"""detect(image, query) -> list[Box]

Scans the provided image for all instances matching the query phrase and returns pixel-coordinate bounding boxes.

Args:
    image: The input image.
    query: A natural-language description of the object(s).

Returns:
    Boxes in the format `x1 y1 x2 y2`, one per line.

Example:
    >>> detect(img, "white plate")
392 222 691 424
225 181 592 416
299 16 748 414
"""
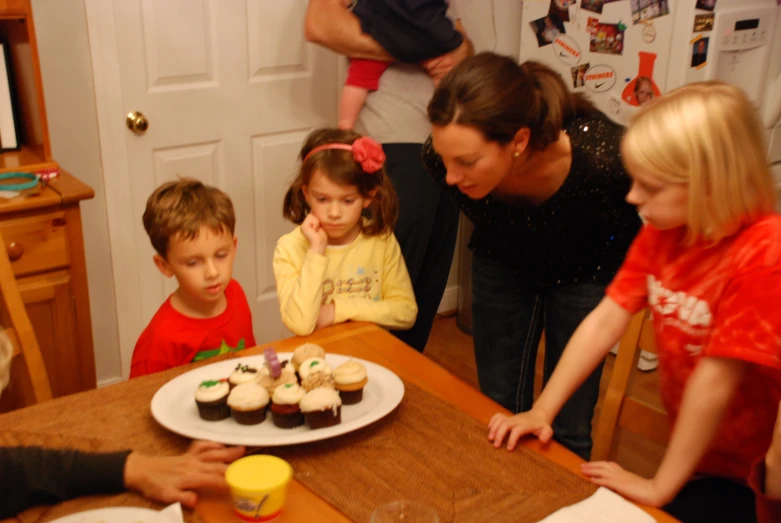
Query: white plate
48 507 171 523
150 353 404 446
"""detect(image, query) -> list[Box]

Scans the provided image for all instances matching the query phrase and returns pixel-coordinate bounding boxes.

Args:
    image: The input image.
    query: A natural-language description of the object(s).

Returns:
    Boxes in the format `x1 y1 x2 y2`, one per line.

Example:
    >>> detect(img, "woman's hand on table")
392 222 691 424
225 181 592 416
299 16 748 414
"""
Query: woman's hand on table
124 440 245 509
581 461 671 507
487 409 553 451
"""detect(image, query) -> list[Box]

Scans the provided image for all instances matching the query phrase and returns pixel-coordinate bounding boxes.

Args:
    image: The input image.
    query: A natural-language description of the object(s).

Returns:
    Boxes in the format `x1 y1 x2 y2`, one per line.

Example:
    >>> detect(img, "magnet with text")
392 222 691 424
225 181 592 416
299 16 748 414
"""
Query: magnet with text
584 64 617 92
553 35 582 65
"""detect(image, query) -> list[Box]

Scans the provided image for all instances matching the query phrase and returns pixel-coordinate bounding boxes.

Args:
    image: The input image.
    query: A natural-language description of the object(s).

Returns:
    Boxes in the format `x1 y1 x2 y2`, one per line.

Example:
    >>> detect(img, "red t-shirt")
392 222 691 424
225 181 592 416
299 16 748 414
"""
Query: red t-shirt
607 216 781 481
129 279 256 378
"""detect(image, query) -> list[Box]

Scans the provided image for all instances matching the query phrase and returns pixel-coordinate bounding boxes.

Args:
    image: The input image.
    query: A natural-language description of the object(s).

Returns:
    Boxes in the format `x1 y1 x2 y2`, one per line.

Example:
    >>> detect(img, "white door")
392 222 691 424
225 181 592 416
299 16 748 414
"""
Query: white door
86 0 339 377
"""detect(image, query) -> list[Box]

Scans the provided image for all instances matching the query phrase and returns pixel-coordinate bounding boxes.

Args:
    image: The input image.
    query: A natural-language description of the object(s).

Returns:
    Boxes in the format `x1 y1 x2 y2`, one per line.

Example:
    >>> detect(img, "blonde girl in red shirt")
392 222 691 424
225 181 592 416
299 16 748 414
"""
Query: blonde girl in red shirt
487 81 781 522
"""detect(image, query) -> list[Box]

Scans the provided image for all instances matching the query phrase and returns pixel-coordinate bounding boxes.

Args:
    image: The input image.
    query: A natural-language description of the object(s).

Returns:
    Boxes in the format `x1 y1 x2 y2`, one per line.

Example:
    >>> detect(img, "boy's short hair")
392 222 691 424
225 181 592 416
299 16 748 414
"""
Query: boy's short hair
143 178 236 258
622 81 776 244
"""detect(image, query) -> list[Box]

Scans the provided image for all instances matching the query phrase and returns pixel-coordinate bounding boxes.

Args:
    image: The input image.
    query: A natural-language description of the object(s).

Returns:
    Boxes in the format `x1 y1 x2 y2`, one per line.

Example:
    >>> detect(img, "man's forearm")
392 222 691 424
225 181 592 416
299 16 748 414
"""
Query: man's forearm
305 0 392 60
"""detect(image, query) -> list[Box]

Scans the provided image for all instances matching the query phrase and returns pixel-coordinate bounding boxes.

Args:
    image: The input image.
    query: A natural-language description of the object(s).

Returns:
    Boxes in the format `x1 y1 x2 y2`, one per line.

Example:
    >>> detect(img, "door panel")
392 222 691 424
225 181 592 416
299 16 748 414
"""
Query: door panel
110 0 338 370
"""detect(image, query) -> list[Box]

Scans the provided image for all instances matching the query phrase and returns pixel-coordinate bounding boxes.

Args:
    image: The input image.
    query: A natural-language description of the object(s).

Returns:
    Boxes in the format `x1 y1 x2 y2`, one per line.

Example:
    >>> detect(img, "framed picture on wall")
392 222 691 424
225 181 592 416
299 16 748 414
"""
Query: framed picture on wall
0 41 20 151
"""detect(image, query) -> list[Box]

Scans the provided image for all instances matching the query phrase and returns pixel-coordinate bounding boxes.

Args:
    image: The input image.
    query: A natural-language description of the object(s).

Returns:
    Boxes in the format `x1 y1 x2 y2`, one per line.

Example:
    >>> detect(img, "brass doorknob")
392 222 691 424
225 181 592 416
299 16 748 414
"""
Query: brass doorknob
7 242 24 261
126 111 149 134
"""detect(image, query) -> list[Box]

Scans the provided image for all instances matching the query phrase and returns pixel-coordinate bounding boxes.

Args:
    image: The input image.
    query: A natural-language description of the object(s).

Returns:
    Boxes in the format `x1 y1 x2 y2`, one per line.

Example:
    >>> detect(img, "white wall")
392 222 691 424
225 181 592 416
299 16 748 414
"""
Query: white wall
32 0 122 386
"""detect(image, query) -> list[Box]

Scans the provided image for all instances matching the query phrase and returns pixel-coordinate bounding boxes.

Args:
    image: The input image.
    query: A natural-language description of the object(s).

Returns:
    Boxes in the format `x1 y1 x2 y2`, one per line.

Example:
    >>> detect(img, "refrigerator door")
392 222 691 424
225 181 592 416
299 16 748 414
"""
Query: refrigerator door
520 0 677 125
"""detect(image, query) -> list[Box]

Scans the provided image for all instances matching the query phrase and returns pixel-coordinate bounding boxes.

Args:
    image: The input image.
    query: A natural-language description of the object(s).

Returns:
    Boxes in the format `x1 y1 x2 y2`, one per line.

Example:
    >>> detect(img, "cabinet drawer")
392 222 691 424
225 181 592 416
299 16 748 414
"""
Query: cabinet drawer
0 212 70 277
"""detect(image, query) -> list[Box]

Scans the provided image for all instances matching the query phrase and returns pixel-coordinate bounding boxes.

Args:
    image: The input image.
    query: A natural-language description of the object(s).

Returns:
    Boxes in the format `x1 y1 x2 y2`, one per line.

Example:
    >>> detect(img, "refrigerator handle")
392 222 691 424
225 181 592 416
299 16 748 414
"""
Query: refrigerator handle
765 72 781 129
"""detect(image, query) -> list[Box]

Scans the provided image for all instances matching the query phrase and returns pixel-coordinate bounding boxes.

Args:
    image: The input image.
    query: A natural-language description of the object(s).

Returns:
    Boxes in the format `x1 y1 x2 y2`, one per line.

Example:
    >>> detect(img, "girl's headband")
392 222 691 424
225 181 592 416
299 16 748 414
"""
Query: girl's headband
303 136 386 173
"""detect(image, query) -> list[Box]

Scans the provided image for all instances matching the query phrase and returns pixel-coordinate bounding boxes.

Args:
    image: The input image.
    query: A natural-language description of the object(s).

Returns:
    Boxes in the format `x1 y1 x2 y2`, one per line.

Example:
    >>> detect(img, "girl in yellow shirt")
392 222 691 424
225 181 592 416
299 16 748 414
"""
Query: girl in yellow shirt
273 128 418 336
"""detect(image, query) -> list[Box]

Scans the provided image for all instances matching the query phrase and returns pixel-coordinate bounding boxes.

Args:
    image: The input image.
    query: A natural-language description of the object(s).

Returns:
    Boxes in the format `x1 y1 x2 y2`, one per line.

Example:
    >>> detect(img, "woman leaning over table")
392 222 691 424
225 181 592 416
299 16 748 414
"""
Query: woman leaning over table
0 333 244 518
423 52 641 460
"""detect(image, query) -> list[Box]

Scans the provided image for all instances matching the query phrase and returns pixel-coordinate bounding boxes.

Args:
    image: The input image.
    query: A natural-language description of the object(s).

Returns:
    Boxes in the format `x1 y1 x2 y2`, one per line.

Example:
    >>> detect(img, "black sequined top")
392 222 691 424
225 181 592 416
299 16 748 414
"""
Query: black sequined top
423 114 642 285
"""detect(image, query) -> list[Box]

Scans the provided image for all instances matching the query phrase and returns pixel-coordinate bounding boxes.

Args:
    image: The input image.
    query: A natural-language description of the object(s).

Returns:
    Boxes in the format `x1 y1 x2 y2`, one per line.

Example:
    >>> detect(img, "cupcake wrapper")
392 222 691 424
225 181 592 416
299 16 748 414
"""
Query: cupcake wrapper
338 388 364 405
304 406 342 429
196 398 230 421
232 406 268 425
271 410 305 429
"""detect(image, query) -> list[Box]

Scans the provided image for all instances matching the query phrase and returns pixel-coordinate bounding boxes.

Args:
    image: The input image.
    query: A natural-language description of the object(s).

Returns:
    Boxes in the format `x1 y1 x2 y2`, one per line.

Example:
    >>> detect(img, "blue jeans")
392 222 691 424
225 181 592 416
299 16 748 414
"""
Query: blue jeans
472 254 607 460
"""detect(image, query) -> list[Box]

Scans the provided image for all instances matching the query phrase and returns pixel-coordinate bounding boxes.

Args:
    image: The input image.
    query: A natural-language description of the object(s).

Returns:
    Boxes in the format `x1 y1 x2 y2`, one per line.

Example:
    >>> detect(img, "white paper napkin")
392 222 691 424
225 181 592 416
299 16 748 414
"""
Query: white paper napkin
537 487 657 523
158 502 185 523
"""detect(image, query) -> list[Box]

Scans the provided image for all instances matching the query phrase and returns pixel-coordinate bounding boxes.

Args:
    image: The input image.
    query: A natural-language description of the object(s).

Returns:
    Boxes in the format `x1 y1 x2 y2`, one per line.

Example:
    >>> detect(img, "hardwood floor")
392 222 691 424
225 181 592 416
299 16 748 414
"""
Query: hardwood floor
424 315 666 477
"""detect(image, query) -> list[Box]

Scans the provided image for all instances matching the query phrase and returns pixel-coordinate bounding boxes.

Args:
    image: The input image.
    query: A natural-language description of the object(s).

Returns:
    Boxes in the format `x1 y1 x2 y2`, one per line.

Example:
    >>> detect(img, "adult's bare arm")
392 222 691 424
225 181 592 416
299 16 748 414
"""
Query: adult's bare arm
304 0 393 61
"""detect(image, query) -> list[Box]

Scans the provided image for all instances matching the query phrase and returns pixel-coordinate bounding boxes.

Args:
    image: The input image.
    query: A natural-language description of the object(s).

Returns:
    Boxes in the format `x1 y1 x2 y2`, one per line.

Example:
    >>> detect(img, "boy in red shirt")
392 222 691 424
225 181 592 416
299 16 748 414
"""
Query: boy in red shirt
130 179 256 378
487 82 781 522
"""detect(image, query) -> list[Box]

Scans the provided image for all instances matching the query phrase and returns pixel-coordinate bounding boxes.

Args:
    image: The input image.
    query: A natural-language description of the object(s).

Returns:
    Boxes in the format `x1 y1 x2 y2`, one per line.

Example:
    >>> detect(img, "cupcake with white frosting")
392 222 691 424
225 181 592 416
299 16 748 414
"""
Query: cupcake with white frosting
195 379 230 421
227 382 269 425
298 358 332 380
270 382 306 429
258 362 298 395
300 387 342 429
291 343 326 370
333 360 368 405
228 363 260 389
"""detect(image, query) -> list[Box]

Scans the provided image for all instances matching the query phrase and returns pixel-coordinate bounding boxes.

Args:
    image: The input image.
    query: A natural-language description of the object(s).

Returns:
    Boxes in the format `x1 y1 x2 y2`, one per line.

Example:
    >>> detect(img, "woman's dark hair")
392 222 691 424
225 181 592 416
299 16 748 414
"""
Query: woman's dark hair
427 52 597 150
283 128 398 236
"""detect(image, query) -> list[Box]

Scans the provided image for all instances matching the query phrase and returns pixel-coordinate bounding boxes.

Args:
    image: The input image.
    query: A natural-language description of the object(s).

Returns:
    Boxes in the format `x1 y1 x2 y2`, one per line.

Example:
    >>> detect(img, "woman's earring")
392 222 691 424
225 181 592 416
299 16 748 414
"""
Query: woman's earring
513 152 520 158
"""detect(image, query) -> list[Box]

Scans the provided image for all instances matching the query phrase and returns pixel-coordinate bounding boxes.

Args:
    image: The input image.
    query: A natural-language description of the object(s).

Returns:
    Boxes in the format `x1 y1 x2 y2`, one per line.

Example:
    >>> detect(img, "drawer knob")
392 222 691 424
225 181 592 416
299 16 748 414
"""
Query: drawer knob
6 242 24 261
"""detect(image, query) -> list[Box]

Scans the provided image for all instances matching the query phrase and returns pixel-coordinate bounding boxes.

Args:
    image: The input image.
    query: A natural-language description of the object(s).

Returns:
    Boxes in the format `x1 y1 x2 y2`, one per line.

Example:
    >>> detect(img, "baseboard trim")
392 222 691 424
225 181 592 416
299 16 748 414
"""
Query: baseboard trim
97 376 123 388
437 284 459 314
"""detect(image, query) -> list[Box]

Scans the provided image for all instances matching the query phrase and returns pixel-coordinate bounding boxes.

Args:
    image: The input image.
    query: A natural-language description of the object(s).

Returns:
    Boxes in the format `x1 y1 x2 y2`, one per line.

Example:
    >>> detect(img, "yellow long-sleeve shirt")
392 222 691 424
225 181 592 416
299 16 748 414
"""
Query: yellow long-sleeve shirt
273 226 418 336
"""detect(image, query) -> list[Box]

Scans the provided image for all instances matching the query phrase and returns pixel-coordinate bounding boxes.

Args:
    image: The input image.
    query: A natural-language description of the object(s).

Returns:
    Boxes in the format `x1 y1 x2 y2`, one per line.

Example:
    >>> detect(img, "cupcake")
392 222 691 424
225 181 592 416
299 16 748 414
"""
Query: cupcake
291 343 326 370
300 387 342 429
270 383 306 429
195 379 230 421
228 363 260 389
298 357 332 381
333 360 368 405
258 363 298 396
301 371 335 392
227 382 270 425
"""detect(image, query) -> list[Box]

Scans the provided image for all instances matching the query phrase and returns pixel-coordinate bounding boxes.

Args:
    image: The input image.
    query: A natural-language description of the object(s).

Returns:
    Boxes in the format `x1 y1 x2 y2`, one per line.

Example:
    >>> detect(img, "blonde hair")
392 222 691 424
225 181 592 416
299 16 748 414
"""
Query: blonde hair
0 330 12 395
622 81 775 244
143 178 236 258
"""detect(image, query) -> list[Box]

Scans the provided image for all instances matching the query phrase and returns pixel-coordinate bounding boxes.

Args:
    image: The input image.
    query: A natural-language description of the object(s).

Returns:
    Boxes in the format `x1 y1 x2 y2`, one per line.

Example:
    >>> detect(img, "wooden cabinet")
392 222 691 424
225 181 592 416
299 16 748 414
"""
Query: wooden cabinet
0 0 95 411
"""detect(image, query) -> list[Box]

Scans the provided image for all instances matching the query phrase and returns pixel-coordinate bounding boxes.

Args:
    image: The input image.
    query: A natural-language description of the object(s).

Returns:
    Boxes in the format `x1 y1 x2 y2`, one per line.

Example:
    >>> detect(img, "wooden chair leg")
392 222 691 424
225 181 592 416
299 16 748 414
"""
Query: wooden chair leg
592 311 646 462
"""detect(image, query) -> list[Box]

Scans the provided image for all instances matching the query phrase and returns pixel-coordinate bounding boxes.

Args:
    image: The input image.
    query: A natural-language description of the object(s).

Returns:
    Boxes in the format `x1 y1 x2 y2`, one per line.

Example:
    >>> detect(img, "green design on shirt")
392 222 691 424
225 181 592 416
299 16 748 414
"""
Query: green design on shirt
192 338 247 362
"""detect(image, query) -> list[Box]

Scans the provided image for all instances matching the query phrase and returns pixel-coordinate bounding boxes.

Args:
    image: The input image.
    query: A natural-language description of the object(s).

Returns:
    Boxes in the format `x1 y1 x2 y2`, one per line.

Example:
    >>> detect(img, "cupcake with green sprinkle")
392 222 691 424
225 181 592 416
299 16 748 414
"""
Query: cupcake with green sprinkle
194 379 230 421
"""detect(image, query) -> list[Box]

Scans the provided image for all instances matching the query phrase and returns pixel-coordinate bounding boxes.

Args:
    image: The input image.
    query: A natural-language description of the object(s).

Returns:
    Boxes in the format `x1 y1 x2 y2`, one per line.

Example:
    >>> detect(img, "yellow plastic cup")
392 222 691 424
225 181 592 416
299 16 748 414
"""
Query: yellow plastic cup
225 455 293 522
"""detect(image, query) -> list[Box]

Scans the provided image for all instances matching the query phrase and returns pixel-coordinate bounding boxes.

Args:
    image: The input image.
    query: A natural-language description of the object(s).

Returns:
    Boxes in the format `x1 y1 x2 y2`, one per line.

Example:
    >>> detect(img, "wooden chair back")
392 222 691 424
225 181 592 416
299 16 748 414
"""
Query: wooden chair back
592 309 669 461
0 229 51 405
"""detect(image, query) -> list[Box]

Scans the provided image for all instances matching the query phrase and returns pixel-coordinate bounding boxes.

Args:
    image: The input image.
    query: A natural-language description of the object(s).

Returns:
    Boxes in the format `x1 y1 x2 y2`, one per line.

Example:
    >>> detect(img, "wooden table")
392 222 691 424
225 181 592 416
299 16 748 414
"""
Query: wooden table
195 322 677 522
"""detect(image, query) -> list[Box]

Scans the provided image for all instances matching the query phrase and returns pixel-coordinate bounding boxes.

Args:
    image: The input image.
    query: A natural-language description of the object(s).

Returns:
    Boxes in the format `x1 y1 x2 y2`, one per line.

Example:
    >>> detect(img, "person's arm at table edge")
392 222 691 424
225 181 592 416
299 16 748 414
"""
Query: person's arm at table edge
0 447 131 518
304 0 393 61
